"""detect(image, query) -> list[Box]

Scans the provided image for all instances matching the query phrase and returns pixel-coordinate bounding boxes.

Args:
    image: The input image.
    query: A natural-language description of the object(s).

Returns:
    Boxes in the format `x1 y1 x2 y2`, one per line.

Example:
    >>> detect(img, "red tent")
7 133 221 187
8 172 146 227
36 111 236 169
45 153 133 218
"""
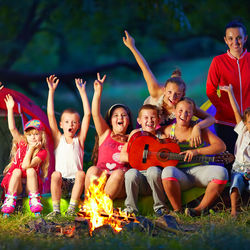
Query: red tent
0 88 54 193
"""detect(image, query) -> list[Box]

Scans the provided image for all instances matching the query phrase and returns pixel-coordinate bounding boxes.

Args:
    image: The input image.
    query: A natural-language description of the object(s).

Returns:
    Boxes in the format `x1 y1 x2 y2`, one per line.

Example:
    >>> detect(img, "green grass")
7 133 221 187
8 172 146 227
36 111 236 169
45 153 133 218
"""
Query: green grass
0 209 249 249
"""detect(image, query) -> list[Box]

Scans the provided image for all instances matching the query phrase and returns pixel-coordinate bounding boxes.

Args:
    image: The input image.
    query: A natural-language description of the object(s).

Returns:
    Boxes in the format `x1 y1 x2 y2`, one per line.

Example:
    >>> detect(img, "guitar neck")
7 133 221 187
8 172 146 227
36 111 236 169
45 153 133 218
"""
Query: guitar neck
168 152 215 163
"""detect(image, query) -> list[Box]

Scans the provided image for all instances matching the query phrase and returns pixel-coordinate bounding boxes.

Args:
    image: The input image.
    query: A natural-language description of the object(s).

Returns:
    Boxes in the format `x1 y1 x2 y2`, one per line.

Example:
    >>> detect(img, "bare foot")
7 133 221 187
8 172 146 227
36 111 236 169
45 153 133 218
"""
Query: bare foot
231 210 238 218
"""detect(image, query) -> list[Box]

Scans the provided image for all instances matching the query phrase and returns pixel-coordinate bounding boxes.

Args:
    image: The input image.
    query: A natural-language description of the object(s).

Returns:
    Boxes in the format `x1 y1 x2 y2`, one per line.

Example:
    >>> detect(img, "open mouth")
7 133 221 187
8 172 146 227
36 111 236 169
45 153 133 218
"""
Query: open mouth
179 117 186 122
168 98 177 106
68 128 73 132
146 123 154 128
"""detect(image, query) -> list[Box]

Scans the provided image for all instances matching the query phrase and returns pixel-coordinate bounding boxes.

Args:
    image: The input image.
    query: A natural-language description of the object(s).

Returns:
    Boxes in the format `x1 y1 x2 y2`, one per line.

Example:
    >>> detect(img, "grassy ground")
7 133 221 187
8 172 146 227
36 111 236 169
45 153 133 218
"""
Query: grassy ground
0 206 249 249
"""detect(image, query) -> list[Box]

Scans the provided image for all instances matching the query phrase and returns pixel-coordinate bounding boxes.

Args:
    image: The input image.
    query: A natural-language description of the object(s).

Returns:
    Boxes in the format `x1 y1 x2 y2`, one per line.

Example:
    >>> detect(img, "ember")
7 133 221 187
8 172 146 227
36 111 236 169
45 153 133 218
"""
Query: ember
78 172 138 236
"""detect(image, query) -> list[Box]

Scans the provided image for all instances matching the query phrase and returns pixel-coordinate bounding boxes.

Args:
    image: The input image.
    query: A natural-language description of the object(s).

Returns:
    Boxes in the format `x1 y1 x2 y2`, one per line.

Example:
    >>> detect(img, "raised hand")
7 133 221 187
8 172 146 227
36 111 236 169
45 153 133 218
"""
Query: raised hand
75 78 87 93
123 30 135 49
93 73 106 92
46 75 59 91
0 82 4 90
219 84 233 94
4 94 15 110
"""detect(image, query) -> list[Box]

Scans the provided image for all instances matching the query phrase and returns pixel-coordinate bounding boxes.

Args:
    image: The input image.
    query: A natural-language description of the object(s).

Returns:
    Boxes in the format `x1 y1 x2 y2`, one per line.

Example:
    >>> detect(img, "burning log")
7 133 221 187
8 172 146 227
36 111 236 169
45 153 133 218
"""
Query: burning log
77 172 139 236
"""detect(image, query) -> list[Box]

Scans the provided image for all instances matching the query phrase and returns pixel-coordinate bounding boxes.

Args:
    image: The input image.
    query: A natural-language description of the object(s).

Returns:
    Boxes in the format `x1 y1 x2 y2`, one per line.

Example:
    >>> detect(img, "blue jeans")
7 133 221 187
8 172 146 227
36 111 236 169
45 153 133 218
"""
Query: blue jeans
230 171 250 195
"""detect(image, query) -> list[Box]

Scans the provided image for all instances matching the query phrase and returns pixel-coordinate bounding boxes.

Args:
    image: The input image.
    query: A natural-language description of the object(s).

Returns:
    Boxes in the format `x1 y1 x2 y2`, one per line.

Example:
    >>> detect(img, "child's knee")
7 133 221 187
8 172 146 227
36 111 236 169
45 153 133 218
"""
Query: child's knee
75 170 85 181
51 171 62 181
111 169 125 181
86 166 101 177
147 167 161 181
12 168 22 177
26 168 37 177
125 169 139 183
208 165 228 184
161 166 178 180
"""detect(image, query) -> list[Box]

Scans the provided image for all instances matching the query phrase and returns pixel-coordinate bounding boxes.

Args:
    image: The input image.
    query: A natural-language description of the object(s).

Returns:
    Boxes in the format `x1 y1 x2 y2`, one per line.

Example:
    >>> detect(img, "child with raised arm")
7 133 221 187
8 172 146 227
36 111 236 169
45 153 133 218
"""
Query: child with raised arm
85 73 133 200
46 75 91 218
220 85 250 217
123 30 215 148
161 98 228 216
1 94 49 217
120 104 169 216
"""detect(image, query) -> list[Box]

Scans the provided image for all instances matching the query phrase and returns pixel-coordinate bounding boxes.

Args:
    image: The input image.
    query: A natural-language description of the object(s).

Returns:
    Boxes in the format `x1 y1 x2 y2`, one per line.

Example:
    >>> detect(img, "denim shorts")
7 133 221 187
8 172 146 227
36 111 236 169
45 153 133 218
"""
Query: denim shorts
230 171 250 195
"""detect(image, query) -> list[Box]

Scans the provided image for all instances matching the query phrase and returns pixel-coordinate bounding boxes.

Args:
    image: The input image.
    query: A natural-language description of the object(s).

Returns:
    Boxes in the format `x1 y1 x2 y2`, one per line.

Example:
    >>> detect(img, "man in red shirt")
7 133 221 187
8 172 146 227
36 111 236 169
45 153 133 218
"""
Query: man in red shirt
206 20 250 173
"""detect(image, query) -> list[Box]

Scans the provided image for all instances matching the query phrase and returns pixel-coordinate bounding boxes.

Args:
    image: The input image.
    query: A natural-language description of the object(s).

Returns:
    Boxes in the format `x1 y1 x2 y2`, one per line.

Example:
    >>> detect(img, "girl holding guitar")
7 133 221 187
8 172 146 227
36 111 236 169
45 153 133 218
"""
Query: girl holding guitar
161 98 229 216
123 30 215 148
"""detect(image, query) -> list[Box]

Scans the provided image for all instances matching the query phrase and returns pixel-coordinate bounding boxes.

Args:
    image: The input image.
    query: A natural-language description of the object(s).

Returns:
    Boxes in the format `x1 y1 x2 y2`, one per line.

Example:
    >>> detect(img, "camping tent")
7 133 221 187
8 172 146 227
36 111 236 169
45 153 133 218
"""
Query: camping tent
0 87 54 193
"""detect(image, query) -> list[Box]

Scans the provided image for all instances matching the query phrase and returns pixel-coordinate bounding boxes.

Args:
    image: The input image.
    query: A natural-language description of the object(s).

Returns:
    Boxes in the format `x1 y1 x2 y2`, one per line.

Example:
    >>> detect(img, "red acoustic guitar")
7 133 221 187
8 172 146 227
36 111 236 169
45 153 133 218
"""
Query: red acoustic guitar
127 131 234 171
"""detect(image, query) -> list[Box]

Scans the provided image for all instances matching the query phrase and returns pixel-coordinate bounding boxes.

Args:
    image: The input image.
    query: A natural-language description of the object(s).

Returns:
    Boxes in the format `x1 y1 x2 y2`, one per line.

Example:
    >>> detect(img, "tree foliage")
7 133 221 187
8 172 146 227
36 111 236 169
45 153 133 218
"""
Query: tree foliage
0 0 249 91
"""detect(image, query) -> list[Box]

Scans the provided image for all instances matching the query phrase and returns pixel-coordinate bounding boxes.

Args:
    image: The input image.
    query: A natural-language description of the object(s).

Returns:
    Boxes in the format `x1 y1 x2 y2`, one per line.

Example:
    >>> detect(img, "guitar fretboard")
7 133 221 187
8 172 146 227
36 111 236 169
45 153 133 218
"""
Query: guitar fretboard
161 152 215 163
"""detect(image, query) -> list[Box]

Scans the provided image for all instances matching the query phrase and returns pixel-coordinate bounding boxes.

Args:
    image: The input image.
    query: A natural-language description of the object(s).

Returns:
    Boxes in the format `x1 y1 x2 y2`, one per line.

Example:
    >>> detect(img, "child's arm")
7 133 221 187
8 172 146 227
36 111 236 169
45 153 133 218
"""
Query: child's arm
120 142 129 163
92 73 108 141
46 75 61 147
219 84 242 124
120 129 138 163
75 78 91 148
180 129 226 162
123 30 163 100
21 143 43 169
0 82 4 90
4 94 22 142
189 107 215 148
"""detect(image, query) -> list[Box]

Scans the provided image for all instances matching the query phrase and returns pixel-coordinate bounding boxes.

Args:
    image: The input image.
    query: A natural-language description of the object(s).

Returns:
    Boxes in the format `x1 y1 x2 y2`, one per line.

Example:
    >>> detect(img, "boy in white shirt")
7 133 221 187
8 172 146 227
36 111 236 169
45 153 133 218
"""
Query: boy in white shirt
46 75 91 217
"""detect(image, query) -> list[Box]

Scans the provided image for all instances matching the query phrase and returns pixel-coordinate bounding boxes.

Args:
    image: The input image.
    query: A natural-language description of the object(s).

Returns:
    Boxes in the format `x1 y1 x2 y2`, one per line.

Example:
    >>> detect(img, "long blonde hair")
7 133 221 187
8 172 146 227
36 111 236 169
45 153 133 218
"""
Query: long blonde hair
3 129 49 178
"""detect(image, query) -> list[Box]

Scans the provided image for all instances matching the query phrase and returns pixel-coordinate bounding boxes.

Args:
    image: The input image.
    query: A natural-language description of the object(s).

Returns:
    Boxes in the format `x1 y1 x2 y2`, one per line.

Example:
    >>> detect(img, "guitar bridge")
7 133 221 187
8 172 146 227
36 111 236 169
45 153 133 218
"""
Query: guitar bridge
142 144 149 163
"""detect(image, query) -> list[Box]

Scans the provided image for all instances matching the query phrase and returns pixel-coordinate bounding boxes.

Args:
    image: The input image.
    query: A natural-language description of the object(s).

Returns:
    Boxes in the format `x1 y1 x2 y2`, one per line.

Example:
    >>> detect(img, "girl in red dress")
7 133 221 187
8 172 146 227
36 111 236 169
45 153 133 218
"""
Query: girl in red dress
1 94 49 217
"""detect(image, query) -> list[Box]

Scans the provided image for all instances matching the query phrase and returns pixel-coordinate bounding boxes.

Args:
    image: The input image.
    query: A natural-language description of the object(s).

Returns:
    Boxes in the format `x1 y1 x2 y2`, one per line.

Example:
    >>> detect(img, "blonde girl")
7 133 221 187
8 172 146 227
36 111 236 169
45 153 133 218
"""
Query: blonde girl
123 30 215 148
1 94 49 217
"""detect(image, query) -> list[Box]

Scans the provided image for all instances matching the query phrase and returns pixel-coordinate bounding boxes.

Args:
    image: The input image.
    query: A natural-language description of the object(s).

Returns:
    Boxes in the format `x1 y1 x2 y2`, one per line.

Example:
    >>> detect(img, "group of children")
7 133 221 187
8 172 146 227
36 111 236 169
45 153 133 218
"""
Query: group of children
0 30 249 219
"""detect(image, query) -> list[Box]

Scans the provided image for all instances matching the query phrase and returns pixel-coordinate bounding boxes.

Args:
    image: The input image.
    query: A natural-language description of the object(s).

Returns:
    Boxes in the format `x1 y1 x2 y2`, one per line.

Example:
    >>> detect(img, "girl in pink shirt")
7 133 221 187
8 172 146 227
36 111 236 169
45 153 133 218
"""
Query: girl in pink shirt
85 73 133 199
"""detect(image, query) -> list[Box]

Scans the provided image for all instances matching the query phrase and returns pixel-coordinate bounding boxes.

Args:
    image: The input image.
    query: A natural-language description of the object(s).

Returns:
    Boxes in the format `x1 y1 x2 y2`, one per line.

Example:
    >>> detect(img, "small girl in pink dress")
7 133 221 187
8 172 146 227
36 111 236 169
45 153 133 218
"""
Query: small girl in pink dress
1 94 49 217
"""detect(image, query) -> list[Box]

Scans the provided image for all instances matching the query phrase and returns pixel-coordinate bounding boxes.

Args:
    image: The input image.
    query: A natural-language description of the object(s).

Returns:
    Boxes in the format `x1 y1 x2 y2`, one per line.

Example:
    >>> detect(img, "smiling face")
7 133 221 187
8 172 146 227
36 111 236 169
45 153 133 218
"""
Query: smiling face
111 107 130 134
25 129 42 146
163 82 185 108
175 100 194 127
224 27 247 58
60 112 80 137
137 108 159 134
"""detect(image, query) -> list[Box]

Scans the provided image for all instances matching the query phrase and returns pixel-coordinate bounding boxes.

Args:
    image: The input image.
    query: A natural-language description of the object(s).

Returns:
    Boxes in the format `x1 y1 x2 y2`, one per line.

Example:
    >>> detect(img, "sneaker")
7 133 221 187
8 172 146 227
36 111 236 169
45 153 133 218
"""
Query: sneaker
122 207 137 217
155 207 170 217
46 211 61 219
185 208 200 217
168 210 183 221
28 192 43 213
65 209 76 217
1 192 17 214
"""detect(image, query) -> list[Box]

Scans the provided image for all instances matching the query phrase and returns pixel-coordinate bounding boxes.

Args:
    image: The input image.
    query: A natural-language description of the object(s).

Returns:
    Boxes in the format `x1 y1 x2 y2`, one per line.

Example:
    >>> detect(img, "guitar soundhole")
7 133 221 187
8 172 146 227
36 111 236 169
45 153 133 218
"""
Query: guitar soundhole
157 148 170 162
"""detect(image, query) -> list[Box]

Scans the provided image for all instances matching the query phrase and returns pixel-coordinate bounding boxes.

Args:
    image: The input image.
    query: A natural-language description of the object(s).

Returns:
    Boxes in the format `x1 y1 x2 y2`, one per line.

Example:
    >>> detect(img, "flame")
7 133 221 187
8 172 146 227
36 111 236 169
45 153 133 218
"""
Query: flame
78 172 134 235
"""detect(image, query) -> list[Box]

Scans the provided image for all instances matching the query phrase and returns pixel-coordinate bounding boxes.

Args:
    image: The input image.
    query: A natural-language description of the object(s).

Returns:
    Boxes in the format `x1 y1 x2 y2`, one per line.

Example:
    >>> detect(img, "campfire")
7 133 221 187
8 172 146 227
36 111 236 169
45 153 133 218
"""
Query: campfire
77 172 138 236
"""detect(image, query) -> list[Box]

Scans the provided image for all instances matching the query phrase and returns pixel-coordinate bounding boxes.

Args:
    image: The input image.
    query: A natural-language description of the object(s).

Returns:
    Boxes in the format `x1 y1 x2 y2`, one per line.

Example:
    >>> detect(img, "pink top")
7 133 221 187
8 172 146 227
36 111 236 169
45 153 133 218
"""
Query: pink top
96 131 130 173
